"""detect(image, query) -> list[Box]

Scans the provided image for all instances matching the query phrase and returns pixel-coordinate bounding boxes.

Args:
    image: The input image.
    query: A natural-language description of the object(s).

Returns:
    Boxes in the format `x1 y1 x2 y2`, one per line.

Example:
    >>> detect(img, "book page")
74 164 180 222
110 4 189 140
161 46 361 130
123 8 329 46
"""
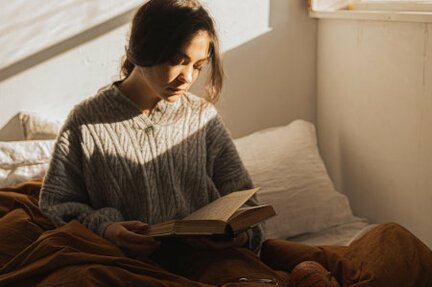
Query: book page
229 205 266 220
184 188 259 222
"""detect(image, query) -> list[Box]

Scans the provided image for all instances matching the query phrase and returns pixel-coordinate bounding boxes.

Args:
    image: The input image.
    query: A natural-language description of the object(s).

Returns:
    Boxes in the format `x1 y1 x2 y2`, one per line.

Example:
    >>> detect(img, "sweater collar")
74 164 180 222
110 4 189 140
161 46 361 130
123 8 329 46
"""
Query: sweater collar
109 82 183 126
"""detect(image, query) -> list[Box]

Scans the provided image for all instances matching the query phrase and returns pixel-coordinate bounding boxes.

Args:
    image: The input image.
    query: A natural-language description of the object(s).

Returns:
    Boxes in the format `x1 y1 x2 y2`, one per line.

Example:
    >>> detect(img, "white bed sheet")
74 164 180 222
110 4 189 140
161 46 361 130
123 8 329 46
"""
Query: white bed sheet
286 217 378 246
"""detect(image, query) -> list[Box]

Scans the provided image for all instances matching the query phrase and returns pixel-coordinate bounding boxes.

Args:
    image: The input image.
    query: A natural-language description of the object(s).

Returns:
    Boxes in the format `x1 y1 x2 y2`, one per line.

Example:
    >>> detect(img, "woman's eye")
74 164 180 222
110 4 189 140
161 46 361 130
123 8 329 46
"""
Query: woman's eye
169 56 184 65
194 62 207 71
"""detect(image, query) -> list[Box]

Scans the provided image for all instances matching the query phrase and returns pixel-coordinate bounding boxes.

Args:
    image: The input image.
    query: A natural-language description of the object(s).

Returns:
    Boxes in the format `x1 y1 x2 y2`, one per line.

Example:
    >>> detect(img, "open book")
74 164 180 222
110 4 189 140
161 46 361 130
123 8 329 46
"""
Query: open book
148 188 276 237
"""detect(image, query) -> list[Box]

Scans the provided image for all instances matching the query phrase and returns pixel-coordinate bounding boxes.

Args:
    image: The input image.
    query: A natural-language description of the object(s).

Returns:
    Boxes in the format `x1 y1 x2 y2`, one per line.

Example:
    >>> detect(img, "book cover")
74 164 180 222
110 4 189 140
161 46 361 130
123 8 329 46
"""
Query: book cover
148 188 276 237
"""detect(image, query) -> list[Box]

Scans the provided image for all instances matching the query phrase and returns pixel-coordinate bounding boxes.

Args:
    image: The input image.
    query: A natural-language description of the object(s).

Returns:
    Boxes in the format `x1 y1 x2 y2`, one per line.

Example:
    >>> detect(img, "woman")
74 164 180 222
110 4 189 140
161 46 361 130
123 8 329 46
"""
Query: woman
38 0 293 285
36 2 432 286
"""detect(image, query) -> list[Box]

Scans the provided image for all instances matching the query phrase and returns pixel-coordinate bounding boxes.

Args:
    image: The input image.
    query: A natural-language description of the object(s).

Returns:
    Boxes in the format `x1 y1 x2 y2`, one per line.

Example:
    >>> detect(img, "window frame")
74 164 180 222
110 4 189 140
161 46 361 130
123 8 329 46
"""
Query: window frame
309 0 432 22
353 0 432 12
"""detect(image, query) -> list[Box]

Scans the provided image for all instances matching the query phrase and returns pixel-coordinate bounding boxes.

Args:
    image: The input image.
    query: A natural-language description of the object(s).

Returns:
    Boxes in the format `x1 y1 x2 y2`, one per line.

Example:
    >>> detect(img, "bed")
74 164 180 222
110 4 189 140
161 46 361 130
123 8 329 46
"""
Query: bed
0 114 431 286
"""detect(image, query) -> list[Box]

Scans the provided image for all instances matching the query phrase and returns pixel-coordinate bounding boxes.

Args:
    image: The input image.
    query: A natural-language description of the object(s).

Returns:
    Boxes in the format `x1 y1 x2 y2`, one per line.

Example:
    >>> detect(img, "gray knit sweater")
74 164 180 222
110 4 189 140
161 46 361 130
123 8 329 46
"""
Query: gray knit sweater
39 83 263 251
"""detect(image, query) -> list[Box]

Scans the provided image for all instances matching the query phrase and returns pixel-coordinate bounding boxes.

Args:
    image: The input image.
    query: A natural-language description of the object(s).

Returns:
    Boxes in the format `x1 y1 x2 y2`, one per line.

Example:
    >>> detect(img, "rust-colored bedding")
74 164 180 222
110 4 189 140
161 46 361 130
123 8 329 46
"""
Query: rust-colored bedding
1 180 431 287
261 224 432 286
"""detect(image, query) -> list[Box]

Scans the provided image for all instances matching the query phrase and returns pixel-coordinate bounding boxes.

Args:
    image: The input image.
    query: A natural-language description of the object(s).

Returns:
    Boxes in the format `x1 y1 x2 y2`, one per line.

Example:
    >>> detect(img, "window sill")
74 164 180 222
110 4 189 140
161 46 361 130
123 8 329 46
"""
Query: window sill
309 10 432 23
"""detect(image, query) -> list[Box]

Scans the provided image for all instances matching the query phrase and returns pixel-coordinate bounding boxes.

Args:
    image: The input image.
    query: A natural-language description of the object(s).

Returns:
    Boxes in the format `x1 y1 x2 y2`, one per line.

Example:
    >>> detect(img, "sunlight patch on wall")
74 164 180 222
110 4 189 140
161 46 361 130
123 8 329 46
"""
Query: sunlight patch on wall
202 0 271 53
0 0 143 70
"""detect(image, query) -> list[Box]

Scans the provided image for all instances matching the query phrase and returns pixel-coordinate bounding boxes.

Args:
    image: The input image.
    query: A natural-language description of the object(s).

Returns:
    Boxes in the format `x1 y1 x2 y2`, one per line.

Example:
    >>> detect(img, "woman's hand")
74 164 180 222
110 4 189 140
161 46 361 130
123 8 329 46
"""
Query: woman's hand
183 231 249 250
103 221 160 255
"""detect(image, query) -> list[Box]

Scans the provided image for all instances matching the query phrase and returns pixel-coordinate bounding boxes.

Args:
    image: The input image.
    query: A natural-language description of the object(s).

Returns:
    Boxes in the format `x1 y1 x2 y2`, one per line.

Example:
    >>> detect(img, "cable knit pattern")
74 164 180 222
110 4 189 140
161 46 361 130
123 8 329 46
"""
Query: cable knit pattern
39 83 263 251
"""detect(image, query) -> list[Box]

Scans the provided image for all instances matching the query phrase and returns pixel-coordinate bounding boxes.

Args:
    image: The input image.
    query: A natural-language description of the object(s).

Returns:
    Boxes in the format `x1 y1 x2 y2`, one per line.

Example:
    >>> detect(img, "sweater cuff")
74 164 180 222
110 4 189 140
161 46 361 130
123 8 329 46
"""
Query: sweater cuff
97 221 115 238
79 207 124 237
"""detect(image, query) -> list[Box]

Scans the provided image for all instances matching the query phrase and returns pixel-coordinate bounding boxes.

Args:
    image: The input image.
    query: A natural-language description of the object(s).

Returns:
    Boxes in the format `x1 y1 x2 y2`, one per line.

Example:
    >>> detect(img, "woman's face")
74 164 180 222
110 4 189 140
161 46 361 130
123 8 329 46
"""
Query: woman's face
139 30 211 102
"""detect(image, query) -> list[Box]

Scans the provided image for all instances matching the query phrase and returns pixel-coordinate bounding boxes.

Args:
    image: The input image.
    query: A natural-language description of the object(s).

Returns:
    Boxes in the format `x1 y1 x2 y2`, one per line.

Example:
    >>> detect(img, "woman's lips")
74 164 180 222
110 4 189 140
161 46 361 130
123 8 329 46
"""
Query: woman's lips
168 87 186 94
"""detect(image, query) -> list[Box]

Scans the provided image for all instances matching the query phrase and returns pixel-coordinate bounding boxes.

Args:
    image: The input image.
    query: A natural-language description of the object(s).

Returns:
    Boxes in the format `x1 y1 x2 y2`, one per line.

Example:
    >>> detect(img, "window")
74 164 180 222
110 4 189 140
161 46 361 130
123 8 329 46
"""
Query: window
353 0 432 12
310 0 432 12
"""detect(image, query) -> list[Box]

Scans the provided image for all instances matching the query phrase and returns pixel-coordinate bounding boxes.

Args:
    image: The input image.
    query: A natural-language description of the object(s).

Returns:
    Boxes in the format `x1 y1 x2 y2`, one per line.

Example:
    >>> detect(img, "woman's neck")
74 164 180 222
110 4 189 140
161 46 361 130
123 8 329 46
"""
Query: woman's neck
117 69 160 116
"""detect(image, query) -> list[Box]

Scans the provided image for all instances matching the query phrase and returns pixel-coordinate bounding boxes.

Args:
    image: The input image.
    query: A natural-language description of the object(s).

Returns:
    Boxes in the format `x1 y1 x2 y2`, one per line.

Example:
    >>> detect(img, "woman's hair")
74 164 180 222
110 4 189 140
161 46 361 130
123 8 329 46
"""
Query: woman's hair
121 0 223 103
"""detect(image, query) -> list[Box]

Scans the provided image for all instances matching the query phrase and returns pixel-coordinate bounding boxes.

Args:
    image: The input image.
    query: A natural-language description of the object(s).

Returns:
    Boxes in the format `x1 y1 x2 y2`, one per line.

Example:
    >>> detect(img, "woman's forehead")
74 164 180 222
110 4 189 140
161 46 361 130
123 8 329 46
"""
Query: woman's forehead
180 31 211 61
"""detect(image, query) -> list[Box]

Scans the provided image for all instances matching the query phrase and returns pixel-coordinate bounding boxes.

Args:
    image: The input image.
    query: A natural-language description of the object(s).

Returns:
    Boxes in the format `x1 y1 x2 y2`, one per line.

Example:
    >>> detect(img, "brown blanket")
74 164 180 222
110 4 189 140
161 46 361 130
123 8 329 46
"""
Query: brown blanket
1 180 431 287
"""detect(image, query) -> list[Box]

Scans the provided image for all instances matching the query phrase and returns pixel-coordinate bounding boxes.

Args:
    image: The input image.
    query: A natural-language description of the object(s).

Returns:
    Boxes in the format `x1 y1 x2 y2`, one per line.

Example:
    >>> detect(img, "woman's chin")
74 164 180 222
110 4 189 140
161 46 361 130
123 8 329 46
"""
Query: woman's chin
165 94 180 102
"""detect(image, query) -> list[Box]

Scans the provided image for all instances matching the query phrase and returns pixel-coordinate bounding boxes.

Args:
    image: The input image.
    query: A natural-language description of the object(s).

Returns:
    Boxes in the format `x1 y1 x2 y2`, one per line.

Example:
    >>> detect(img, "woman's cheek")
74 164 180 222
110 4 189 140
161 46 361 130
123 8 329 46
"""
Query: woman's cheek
166 66 182 83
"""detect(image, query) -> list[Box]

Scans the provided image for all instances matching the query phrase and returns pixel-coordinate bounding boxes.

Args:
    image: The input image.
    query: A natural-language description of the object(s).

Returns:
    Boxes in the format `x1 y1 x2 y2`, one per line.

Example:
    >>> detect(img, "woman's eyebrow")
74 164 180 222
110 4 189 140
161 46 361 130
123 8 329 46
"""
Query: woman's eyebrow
178 52 209 63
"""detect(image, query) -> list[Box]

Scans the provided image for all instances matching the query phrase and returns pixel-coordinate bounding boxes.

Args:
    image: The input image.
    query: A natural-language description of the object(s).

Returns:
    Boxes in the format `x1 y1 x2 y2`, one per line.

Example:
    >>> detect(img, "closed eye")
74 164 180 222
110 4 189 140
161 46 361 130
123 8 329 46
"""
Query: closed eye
169 55 185 66
170 52 208 69
194 64 205 71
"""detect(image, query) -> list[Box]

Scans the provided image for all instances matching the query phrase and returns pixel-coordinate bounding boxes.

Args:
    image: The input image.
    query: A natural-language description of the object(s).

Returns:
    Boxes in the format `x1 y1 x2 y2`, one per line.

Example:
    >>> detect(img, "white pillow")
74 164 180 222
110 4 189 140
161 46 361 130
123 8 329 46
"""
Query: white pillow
0 140 55 188
234 120 356 239
18 112 63 140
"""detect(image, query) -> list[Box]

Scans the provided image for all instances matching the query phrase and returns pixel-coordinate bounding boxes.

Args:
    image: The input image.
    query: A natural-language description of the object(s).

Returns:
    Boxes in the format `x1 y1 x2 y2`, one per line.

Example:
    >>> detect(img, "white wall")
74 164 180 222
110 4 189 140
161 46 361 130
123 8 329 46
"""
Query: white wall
210 0 317 138
0 0 317 140
316 19 432 248
0 0 143 70
0 0 140 139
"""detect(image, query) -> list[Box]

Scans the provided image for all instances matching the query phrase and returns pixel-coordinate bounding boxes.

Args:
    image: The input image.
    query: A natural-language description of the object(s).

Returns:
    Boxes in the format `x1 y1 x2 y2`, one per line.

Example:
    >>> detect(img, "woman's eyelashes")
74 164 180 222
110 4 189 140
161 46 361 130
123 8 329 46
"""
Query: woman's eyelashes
194 64 204 71
169 56 206 71
169 55 184 66
193 61 208 72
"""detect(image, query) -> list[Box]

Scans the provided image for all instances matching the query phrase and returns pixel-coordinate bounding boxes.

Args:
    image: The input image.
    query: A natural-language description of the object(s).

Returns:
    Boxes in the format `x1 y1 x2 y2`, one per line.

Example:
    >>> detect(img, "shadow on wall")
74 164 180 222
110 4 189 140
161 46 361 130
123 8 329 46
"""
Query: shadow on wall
0 6 138 82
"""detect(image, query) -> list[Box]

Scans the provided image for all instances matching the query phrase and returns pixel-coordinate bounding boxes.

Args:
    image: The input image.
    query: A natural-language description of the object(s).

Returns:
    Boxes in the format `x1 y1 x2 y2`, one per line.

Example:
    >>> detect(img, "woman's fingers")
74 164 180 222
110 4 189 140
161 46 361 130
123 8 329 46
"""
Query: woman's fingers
119 228 155 244
103 221 160 255
121 220 150 231
106 222 248 254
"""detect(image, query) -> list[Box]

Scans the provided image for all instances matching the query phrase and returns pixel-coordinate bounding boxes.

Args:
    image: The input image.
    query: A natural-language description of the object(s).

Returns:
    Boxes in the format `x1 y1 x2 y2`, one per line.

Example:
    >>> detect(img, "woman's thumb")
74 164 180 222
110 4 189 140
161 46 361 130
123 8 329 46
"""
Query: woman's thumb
123 220 149 230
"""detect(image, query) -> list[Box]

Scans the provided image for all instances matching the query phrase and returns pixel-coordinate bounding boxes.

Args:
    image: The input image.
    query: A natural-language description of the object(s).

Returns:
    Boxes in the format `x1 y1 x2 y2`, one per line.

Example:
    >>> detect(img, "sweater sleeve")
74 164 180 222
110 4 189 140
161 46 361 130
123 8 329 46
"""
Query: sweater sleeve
39 121 124 236
206 112 264 252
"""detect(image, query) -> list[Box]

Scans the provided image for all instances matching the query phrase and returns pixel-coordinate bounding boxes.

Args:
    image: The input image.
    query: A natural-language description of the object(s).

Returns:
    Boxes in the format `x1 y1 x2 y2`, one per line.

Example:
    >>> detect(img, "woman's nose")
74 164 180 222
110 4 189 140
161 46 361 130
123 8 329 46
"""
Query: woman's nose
179 65 194 84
